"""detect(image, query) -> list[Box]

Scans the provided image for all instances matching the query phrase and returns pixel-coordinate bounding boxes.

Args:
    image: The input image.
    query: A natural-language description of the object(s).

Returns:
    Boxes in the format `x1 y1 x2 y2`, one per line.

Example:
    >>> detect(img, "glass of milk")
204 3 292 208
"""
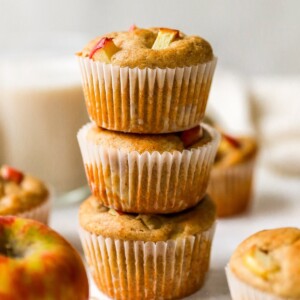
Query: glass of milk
0 55 89 203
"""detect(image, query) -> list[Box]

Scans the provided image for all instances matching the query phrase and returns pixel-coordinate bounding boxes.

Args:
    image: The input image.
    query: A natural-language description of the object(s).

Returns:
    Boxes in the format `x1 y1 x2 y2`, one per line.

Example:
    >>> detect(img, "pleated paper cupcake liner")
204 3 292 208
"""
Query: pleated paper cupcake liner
77 123 220 214
226 267 286 300
207 157 256 217
17 195 51 225
79 223 216 300
78 57 217 133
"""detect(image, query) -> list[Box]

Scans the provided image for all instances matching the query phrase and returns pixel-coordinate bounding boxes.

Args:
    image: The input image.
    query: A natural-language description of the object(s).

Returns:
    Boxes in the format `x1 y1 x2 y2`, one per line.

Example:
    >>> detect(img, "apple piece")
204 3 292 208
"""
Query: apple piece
89 37 120 62
0 165 23 184
222 133 241 148
109 208 125 216
180 125 203 148
129 24 137 32
0 216 89 299
243 245 280 279
152 28 179 50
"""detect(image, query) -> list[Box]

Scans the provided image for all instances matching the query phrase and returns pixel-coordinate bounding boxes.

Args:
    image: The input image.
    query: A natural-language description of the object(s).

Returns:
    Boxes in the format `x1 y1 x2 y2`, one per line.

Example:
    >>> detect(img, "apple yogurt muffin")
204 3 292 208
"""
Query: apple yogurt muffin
77 26 217 133
79 195 216 300
0 165 50 224
77 122 220 214
207 132 257 217
227 227 300 300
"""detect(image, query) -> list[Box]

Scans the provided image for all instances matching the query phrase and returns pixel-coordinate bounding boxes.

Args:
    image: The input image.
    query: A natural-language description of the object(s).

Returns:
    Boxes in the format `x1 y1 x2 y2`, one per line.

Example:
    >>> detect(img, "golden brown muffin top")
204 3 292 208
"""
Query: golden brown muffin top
83 123 214 154
78 27 213 68
79 195 216 242
229 228 300 299
0 165 49 215
214 134 257 168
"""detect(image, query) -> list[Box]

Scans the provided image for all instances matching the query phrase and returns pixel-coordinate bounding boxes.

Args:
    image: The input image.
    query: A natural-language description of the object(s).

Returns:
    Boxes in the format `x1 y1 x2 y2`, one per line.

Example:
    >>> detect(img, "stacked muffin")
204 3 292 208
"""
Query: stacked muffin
76 27 220 299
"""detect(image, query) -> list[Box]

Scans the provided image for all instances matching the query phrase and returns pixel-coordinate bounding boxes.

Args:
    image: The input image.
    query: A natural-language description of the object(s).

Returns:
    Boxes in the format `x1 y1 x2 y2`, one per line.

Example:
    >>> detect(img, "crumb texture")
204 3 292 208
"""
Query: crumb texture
79 27 213 68
79 195 216 241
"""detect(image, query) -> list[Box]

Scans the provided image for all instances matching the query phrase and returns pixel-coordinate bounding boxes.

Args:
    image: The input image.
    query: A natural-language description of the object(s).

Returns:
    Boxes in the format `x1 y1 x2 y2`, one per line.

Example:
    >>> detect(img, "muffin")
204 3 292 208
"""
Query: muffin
207 132 257 217
77 122 220 214
79 195 216 300
77 26 217 133
226 227 300 300
0 165 50 224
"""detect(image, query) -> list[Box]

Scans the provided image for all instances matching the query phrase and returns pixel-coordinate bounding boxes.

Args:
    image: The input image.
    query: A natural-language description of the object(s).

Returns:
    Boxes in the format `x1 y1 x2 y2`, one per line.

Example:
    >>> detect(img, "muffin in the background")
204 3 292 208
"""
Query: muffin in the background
79 195 216 300
77 26 217 133
77 122 220 214
207 131 257 217
0 165 50 224
226 227 300 300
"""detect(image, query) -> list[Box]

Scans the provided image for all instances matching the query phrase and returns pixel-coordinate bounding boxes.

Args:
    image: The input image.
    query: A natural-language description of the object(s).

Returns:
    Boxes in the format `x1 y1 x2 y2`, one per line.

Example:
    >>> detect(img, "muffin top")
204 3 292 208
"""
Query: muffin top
79 195 216 242
229 227 300 298
214 133 257 168
0 165 49 215
78 27 213 68
81 123 216 154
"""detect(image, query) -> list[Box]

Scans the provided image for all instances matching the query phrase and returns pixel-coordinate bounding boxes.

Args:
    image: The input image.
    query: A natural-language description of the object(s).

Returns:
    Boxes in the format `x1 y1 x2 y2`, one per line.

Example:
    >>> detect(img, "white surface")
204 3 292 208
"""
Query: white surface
50 165 300 300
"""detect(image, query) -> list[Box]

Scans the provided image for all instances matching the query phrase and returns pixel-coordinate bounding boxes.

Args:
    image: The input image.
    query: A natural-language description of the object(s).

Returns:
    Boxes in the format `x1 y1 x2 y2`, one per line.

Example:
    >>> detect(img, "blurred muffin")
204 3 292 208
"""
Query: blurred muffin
77 26 217 133
207 132 257 217
0 165 50 224
227 227 300 300
79 195 216 300
77 123 220 214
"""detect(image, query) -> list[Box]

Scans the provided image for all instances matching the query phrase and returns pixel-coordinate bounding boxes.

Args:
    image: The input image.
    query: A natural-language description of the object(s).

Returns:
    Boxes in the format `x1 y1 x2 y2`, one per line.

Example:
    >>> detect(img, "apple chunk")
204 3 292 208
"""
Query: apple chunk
152 28 179 50
222 133 241 148
243 246 280 279
89 37 120 62
128 24 137 32
180 125 203 148
0 165 23 184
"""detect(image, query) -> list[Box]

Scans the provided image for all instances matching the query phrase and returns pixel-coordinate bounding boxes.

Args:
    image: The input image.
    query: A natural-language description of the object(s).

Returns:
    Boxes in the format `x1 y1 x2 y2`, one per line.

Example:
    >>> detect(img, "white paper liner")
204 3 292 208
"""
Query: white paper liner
78 57 217 133
79 223 216 300
17 195 51 225
207 157 256 217
77 123 220 213
226 266 287 300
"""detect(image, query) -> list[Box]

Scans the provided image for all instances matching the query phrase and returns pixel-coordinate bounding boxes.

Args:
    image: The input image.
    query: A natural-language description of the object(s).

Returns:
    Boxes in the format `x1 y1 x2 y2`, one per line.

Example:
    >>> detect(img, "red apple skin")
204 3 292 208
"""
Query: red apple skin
180 125 203 148
89 37 113 59
0 165 23 184
128 24 137 32
222 133 241 148
0 216 89 300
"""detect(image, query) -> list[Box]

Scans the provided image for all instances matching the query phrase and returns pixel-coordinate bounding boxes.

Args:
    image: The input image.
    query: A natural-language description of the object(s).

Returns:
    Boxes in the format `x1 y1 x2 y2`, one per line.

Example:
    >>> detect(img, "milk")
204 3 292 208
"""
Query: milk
0 57 89 198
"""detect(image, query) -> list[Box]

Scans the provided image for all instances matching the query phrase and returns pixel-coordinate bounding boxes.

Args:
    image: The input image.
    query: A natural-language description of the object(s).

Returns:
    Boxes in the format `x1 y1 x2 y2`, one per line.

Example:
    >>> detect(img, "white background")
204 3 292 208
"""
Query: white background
0 0 300 75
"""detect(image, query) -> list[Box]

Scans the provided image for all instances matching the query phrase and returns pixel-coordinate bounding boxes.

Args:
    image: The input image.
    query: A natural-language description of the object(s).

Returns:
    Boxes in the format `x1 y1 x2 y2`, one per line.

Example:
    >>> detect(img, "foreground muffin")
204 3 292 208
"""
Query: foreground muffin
79 195 216 300
207 132 257 217
0 165 50 224
227 227 300 300
78 122 220 213
77 26 217 133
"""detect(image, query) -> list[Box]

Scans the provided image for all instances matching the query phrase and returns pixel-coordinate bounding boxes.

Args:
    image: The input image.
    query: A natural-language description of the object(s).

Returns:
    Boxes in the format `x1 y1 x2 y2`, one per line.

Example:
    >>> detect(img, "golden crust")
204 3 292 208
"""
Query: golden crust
79 195 216 242
86 124 212 153
230 228 300 298
0 173 48 215
78 27 213 68
214 136 258 168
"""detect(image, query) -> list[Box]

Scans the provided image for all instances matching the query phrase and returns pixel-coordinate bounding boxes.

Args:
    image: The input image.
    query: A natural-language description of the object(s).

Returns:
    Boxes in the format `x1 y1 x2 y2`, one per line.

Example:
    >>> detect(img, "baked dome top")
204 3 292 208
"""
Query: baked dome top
78 27 214 68
81 123 215 154
230 227 300 298
214 134 257 168
0 165 48 215
79 195 216 242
